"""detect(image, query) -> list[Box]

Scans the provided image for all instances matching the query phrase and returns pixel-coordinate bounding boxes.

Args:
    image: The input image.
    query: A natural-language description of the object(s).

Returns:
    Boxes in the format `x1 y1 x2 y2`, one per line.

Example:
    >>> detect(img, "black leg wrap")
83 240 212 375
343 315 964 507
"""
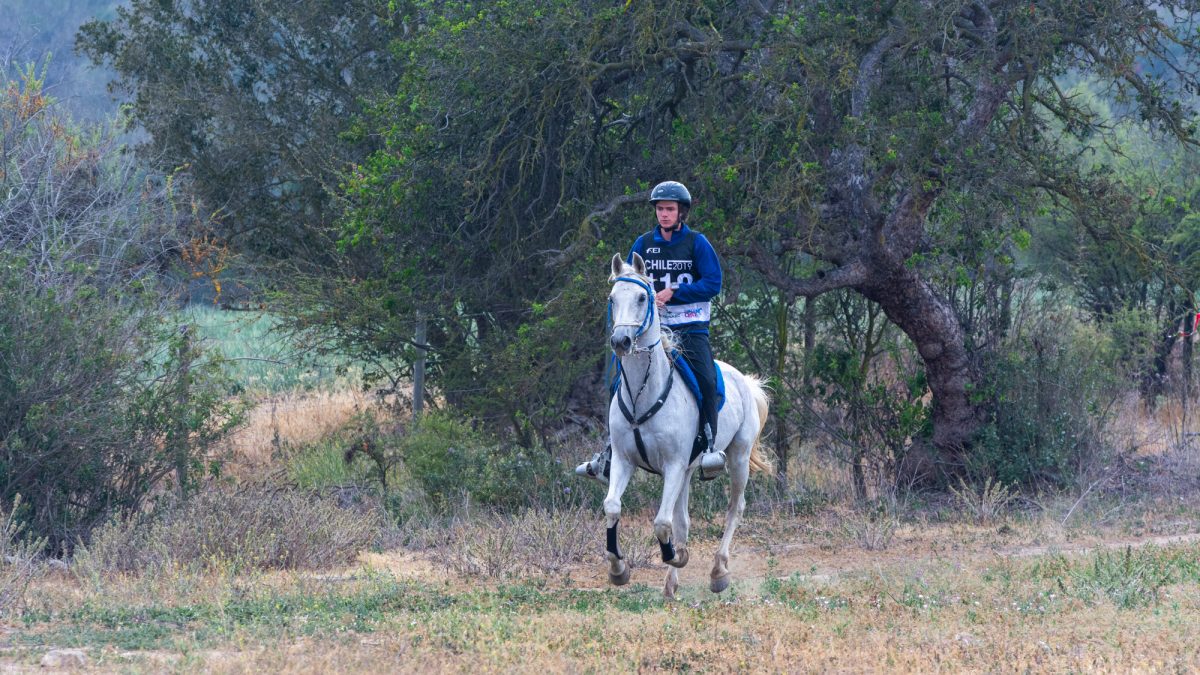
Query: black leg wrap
606 522 622 560
659 538 676 563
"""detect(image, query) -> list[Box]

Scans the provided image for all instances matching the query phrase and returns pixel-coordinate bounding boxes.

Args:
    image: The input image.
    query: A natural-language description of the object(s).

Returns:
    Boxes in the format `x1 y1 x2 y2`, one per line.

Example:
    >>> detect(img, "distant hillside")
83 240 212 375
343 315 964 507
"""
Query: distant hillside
0 0 124 120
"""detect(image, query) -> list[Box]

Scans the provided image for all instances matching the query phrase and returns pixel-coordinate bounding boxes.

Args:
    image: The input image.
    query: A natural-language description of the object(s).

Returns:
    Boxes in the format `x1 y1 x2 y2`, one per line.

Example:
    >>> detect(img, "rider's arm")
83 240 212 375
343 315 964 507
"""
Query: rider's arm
671 233 722 303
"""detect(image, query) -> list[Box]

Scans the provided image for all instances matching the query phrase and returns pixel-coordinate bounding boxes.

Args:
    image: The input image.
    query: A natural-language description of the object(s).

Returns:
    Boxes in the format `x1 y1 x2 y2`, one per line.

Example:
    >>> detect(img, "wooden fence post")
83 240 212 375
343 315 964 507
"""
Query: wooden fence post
413 314 426 418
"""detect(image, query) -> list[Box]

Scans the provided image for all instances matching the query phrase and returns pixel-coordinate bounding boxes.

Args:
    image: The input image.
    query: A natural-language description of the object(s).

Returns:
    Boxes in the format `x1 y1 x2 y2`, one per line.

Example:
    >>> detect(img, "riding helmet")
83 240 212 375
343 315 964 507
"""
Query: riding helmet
648 181 692 207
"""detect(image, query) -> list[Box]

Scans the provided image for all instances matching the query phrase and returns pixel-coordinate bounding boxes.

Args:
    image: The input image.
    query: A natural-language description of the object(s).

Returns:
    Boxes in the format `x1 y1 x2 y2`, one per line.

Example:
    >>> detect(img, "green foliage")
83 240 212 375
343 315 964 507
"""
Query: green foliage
0 257 244 550
396 412 571 511
974 312 1123 487
77 0 408 262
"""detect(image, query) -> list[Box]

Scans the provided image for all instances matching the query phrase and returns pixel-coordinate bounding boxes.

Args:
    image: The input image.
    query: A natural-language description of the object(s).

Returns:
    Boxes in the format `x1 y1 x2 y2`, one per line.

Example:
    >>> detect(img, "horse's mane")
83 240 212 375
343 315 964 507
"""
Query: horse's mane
659 324 678 354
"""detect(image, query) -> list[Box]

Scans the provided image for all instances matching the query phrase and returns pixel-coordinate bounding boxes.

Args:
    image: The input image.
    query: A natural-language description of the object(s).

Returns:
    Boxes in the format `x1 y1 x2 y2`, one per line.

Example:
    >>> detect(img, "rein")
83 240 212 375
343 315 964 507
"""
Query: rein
610 275 673 474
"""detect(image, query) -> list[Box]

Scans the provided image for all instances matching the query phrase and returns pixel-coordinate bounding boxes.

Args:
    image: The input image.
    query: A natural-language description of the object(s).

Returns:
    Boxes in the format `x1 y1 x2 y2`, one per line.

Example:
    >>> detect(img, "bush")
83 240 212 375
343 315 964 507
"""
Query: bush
397 411 571 511
974 313 1123 486
0 259 242 551
76 486 385 573
0 70 240 551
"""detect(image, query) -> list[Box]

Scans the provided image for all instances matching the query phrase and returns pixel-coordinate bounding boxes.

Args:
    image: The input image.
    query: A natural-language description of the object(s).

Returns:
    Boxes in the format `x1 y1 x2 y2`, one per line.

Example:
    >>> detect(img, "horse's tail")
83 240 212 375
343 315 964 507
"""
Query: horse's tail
742 373 774 475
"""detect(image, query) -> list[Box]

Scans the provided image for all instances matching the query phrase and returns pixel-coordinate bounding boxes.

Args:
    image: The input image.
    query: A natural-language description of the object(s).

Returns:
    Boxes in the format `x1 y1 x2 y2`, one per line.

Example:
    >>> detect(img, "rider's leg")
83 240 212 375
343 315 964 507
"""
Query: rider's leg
576 389 617 483
679 331 725 478
575 442 611 483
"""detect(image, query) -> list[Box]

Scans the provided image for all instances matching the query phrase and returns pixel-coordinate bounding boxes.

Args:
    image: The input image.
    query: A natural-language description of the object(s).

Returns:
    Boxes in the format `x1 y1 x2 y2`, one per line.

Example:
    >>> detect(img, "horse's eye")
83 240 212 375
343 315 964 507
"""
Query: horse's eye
637 295 646 304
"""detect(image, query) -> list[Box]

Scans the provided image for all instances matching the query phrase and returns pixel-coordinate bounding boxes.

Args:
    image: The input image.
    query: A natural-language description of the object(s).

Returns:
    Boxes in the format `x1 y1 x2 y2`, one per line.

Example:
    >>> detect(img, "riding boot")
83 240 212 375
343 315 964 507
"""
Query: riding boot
574 443 611 484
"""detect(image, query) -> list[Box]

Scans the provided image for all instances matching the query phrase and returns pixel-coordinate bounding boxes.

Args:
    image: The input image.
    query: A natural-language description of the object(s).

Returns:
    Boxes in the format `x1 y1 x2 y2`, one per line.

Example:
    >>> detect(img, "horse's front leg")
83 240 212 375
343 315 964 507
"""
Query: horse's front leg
664 474 693 600
654 464 689 570
604 455 635 586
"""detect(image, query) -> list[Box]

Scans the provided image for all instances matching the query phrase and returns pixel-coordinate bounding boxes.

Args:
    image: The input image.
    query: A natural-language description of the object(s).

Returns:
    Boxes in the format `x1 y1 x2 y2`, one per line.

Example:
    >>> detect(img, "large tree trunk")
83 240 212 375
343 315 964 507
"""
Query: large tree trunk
858 267 983 453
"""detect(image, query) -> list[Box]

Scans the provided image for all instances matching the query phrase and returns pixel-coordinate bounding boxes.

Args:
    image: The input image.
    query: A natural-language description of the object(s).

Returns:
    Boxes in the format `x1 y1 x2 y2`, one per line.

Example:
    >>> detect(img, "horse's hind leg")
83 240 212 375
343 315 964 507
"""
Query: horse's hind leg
664 477 693 600
604 458 635 586
711 439 750 593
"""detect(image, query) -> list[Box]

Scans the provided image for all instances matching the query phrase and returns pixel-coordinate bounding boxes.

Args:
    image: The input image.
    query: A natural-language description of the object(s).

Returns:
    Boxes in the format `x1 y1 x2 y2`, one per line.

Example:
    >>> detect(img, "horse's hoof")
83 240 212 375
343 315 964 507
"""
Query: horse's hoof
710 573 731 593
665 546 689 569
609 566 631 586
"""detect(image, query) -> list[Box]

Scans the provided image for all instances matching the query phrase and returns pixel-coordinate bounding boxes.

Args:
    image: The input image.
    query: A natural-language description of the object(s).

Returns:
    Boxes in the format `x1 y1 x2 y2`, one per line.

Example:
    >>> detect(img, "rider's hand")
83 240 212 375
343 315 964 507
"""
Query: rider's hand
655 288 674 307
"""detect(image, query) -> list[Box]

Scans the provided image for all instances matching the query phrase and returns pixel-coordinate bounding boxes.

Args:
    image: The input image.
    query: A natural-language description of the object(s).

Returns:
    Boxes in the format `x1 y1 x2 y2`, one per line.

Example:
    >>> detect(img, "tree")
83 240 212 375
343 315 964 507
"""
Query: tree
76 0 409 263
344 0 1200 459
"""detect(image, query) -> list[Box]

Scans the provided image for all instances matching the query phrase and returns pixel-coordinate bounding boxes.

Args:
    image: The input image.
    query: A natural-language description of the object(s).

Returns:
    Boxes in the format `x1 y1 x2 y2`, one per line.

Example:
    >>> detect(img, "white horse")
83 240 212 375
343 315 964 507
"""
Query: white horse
603 253 773 599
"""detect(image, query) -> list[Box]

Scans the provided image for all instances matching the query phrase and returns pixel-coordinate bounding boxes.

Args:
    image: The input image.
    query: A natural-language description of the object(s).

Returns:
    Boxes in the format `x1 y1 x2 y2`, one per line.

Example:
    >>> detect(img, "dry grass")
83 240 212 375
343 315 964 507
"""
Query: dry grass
21 385 1191 671
438 506 655 579
75 486 387 574
222 388 389 475
10 510 1200 673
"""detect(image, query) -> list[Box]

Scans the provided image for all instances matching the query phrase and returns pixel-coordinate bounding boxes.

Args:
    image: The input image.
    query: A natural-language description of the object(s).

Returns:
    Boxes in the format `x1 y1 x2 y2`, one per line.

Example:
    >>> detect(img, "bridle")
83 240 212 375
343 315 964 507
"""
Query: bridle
608 274 673 475
608 275 660 352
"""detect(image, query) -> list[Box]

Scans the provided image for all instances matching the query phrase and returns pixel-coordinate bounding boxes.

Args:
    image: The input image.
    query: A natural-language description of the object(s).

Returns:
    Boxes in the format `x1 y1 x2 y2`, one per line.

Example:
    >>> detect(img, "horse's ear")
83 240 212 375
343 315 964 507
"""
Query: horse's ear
631 252 647 277
610 253 624 281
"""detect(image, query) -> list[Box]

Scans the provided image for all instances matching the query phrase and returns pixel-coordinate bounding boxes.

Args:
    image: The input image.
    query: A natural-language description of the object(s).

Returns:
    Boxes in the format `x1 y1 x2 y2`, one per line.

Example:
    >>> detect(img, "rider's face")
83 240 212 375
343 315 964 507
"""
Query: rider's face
655 201 681 230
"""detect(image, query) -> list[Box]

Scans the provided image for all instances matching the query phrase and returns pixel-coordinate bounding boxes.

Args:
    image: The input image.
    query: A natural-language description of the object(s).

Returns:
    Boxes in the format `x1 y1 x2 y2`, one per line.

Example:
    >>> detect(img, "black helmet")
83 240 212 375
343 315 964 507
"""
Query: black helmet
648 181 692 207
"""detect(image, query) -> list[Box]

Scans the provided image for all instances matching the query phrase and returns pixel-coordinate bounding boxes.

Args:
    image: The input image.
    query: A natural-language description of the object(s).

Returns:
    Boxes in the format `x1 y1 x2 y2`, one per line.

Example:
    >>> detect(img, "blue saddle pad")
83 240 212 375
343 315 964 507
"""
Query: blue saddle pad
670 350 725 413
609 354 725 412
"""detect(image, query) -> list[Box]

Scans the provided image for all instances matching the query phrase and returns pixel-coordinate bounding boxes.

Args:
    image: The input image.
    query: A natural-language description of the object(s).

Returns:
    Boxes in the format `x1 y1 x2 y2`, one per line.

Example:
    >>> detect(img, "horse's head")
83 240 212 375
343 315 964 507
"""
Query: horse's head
608 253 658 356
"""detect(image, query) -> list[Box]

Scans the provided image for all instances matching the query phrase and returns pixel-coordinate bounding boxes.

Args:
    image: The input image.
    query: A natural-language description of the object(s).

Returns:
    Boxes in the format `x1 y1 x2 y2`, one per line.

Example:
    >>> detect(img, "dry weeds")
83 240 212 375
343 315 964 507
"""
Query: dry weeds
14 386 1189 671
222 388 387 475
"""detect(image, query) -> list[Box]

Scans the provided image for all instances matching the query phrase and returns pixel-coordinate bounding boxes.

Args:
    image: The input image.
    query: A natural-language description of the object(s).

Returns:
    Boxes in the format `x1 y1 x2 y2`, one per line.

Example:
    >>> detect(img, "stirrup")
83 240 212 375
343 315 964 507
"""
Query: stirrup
697 424 725 481
574 445 610 484
698 449 727 481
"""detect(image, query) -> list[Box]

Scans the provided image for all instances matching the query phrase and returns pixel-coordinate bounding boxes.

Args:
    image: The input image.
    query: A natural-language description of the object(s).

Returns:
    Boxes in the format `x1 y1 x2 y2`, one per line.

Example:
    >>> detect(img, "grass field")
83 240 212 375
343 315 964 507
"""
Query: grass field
183 304 360 395
7 308 1198 672
6 494 1200 672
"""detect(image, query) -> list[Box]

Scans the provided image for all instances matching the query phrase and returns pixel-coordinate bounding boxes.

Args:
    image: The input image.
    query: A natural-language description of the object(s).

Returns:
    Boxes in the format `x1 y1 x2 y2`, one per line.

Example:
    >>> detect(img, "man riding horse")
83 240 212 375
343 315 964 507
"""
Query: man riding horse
577 180 727 482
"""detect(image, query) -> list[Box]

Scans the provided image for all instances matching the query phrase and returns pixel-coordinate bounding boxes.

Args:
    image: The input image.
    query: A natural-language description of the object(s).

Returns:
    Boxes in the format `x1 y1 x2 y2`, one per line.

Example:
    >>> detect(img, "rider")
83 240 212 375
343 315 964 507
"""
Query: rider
576 180 726 482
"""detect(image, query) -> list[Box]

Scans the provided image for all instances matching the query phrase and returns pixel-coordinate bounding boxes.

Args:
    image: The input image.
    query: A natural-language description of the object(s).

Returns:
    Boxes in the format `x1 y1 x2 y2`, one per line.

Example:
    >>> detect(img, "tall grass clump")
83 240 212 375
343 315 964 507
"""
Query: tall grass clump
0 496 46 616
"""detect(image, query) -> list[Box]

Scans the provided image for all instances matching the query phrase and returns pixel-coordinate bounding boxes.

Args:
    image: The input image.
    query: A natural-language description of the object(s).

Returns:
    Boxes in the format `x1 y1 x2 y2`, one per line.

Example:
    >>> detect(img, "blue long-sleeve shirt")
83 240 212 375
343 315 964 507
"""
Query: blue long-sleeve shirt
629 224 722 331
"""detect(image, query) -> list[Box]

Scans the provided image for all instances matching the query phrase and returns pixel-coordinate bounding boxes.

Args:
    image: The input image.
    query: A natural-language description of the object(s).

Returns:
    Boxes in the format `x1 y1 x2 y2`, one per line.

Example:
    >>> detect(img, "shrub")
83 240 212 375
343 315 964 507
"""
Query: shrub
0 259 243 550
397 411 571 511
973 314 1123 487
0 71 240 550
76 485 386 573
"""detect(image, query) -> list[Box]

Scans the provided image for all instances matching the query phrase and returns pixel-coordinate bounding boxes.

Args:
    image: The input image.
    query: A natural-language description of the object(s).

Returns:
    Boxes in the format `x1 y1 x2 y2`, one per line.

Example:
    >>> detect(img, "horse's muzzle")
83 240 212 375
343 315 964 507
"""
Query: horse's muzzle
610 330 634 355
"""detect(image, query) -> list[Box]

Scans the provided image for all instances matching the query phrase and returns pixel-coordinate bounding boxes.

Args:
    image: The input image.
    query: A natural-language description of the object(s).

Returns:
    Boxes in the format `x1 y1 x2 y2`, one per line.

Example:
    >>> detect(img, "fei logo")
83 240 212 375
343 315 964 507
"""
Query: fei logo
645 247 661 254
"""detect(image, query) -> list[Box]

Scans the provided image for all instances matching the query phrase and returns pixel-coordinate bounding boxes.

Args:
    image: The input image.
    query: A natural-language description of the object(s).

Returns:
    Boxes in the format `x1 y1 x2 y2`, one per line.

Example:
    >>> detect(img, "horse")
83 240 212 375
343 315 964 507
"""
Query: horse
603 252 773 599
